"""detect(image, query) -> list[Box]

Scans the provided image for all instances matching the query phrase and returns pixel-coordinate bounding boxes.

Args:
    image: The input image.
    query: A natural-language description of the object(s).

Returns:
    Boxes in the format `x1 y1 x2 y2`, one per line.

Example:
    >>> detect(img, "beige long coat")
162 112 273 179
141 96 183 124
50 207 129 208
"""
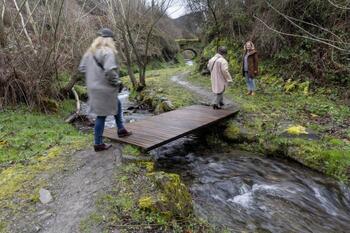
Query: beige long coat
79 48 119 116
208 54 233 94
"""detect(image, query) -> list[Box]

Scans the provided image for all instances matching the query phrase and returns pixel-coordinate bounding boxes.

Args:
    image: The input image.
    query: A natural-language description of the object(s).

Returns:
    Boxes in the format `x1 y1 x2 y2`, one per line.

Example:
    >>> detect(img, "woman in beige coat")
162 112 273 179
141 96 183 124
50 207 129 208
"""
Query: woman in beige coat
207 46 233 109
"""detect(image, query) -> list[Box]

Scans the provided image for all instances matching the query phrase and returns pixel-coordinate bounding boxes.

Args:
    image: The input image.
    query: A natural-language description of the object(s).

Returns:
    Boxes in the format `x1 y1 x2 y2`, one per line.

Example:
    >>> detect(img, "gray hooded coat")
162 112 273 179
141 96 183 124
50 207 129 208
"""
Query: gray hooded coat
79 48 120 116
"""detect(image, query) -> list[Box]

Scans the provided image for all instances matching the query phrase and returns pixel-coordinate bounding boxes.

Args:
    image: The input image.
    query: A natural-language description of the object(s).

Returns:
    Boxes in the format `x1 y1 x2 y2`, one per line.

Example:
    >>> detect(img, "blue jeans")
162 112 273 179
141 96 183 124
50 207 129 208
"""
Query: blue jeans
94 98 124 145
245 72 256 91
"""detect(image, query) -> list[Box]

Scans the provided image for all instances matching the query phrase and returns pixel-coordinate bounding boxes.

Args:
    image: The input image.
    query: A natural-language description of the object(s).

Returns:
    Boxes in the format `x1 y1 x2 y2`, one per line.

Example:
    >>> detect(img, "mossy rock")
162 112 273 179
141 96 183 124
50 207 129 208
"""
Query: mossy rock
278 123 320 140
154 100 175 114
224 121 257 143
140 172 193 219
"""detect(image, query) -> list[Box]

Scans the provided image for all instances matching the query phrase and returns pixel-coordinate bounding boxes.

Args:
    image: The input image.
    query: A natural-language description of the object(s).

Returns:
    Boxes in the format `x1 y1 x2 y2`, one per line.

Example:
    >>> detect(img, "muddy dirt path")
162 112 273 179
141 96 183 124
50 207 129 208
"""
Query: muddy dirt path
40 148 120 233
12 147 121 233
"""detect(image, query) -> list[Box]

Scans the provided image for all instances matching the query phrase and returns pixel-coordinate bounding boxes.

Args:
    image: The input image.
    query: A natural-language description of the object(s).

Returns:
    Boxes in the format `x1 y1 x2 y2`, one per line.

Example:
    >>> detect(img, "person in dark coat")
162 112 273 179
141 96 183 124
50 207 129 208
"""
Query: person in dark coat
242 41 259 96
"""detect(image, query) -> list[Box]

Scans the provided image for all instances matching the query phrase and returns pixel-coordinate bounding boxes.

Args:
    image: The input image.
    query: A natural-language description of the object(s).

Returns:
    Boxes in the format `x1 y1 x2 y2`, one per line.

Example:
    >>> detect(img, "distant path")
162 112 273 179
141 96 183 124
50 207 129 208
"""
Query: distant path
171 72 238 108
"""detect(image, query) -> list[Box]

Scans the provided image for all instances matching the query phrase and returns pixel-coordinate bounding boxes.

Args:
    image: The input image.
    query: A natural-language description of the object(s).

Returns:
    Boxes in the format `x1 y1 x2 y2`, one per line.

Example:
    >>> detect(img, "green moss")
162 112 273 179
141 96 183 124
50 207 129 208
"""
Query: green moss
147 172 193 219
285 125 308 135
224 122 241 141
81 163 214 232
74 85 88 100
0 221 6 233
123 145 141 157
139 162 155 172
138 196 156 210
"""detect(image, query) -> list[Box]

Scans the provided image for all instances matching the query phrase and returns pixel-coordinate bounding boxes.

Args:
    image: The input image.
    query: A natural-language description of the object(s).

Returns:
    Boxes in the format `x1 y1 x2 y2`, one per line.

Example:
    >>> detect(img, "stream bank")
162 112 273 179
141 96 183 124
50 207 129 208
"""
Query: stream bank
90 67 350 232
182 71 350 183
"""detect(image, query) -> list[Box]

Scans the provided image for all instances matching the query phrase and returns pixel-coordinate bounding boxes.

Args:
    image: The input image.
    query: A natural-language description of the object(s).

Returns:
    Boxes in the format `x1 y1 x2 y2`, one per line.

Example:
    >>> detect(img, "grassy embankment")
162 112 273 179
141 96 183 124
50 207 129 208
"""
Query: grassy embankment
186 40 350 183
0 101 89 232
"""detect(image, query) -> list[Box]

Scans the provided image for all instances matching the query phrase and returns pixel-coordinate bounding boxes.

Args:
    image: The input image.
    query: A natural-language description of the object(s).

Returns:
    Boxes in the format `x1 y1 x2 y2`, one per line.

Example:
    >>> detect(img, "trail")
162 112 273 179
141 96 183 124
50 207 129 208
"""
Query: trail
12 147 121 233
171 72 238 109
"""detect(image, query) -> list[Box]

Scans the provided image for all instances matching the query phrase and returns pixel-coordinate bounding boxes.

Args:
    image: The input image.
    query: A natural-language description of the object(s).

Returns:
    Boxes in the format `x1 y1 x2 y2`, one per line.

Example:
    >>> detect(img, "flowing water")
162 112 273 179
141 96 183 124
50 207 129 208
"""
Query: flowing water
154 138 350 233
81 89 152 129
83 71 350 232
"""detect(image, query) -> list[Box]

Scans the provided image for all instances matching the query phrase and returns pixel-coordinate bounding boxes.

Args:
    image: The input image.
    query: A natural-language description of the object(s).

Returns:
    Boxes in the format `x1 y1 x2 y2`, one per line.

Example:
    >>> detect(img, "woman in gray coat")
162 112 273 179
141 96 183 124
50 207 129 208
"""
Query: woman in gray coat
79 28 131 152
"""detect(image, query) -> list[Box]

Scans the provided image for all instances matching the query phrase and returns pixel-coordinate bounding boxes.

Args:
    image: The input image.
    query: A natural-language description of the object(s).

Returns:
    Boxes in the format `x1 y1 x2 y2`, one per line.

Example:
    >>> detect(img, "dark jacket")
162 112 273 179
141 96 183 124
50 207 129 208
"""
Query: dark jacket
242 50 259 78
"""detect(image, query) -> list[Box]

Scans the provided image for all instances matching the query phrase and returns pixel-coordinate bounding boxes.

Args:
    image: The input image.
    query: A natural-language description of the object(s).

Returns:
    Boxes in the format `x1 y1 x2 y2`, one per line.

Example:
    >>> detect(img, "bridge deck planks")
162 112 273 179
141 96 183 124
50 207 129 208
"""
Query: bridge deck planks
103 105 239 151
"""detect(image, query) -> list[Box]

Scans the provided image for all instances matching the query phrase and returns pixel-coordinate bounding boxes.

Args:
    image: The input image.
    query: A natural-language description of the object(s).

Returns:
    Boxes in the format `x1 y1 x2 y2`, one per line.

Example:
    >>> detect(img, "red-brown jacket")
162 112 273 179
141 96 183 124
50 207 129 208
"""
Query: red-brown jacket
242 50 259 78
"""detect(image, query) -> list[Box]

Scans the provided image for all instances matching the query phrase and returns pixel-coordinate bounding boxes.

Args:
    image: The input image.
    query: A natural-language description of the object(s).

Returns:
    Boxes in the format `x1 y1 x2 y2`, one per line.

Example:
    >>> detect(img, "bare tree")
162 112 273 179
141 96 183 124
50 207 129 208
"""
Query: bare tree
106 0 174 88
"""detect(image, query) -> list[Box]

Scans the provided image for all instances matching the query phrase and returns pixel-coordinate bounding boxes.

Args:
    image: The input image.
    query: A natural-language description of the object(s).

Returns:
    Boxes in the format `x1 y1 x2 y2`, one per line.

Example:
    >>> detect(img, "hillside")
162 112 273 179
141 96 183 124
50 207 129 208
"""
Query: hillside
174 12 204 37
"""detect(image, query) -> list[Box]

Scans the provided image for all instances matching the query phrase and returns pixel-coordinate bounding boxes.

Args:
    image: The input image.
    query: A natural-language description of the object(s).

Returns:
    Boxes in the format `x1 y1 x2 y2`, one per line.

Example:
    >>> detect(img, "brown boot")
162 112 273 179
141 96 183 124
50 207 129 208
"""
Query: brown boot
118 128 132 138
94 143 112 152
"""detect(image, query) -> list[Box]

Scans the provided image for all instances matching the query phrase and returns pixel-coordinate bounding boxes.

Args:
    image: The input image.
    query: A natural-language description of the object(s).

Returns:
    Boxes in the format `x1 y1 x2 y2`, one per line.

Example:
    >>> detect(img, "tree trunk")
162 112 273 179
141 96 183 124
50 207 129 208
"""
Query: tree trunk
139 67 146 87
0 16 5 48
122 33 138 88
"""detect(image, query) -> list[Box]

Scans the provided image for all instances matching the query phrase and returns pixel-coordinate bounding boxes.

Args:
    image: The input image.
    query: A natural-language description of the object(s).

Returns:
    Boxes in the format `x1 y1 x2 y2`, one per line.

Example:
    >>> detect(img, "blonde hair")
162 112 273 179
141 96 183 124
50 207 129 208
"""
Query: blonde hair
87 36 118 54
244 41 255 51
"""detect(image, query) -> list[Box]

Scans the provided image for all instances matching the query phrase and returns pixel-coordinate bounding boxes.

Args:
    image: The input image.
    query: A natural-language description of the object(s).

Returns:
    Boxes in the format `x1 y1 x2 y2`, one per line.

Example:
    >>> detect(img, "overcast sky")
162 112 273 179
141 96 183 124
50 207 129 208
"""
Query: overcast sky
167 0 187 19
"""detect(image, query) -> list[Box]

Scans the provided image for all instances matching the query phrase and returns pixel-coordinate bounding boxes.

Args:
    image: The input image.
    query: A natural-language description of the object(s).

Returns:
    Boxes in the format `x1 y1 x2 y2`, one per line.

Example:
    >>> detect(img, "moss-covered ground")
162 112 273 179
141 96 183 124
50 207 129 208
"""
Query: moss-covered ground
0 100 89 232
80 162 226 233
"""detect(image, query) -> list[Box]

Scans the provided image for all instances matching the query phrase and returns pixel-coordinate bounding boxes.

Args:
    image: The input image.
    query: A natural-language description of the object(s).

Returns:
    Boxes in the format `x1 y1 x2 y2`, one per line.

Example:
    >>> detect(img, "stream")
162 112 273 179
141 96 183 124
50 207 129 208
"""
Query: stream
83 69 350 232
154 139 350 233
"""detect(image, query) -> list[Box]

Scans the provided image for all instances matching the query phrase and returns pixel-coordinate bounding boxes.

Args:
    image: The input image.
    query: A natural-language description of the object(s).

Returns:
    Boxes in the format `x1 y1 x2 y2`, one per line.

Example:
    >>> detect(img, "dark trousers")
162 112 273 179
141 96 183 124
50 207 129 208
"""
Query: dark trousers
94 98 124 145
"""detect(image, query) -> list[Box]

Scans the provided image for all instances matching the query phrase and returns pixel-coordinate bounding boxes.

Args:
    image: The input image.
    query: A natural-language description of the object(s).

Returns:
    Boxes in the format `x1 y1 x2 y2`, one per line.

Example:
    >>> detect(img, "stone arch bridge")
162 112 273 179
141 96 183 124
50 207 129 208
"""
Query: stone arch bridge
175 38 203 59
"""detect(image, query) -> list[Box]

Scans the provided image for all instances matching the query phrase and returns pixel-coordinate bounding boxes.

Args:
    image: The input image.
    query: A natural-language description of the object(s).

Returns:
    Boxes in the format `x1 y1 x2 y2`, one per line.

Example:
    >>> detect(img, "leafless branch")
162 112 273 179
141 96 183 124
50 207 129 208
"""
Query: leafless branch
253 15 347 51
327 0 350 10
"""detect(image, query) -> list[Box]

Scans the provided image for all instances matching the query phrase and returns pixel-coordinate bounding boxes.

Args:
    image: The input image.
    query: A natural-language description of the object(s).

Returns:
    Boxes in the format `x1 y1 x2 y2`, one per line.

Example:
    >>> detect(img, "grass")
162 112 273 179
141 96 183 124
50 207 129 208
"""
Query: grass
0 100 89 232
0 101 86 165
123 66 198 109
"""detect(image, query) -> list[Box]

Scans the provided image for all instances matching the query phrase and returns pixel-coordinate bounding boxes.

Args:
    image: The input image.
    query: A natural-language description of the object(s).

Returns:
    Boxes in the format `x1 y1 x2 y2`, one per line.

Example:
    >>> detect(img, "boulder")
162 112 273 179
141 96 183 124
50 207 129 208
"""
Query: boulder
138 172 193 219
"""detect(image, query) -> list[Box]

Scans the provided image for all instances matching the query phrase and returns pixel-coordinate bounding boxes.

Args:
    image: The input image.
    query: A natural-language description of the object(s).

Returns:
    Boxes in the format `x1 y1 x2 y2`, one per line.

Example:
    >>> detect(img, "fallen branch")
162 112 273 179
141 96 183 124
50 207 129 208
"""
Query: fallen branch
65 87 81 123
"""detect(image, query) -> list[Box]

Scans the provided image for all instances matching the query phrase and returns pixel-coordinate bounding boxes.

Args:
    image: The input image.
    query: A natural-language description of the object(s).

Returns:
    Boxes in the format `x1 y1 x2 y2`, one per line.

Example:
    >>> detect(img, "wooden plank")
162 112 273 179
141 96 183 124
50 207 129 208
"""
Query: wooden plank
104 105 239 151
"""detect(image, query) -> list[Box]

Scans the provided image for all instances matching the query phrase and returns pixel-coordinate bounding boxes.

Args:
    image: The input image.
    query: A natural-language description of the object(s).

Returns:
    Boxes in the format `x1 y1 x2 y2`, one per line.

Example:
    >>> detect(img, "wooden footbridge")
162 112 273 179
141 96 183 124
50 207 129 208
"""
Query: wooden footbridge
104 105 239 151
